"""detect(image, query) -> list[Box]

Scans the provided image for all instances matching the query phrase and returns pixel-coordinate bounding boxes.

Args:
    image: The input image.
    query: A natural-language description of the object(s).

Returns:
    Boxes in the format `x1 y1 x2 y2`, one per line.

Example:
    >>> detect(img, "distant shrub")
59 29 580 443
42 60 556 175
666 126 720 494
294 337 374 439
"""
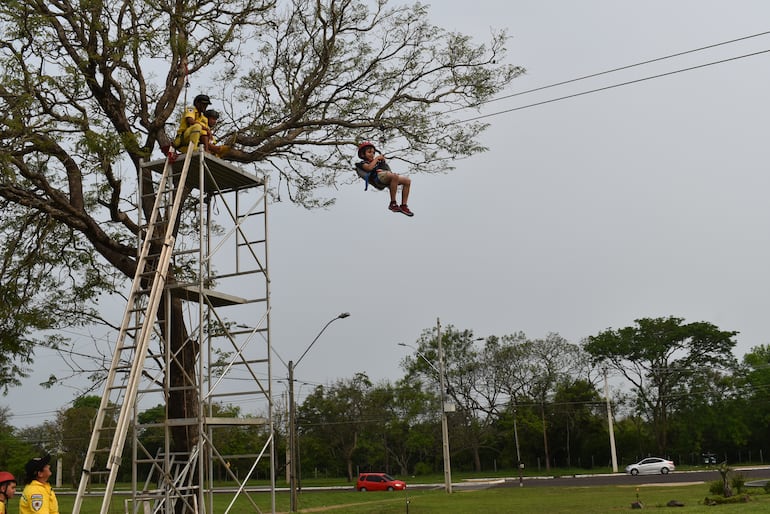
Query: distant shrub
731 473 746 494
704 494 751 505
708 480 724 496
413 462 432 476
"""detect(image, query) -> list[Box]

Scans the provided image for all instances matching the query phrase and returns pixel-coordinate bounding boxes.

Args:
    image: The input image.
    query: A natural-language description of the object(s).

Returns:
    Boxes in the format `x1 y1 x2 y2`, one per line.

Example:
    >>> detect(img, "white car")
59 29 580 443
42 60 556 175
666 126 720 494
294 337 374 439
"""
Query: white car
625 457 675 475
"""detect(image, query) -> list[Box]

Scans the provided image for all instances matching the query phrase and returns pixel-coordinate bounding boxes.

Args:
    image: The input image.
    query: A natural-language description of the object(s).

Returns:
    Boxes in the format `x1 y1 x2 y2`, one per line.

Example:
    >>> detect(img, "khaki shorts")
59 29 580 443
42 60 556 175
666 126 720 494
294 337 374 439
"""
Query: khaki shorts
375 162 392 184
376 170 392 184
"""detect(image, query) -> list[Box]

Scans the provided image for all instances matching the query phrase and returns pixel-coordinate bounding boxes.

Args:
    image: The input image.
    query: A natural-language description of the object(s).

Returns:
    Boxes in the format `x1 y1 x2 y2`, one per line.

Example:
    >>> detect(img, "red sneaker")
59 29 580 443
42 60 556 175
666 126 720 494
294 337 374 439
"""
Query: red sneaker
388 201 401 213
399 204 414 217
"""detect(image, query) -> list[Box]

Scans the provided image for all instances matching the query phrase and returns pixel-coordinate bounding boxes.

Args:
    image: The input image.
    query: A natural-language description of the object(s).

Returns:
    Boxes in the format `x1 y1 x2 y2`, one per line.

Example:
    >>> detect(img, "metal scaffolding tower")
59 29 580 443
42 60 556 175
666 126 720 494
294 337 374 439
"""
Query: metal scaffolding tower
73 145 274 513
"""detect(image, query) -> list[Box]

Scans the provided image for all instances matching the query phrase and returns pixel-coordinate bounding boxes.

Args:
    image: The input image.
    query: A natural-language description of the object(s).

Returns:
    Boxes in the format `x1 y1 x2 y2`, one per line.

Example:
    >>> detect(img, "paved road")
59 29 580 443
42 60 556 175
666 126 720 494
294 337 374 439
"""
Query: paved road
444 467 770 490
294 468 770 493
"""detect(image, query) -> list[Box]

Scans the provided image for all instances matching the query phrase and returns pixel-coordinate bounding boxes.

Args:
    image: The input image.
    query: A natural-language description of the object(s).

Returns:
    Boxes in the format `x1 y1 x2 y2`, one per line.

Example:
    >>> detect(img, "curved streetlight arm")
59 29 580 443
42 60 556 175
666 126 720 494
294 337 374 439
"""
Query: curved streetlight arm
398 342 441 376
398 336 483 379
295 312 350 367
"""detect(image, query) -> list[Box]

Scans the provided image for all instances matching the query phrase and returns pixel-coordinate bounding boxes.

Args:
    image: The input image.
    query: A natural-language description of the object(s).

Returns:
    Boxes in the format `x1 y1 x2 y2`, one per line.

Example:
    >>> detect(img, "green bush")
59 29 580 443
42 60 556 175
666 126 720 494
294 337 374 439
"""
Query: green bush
708 480 725 496
731 473 746 494
704 494 751 505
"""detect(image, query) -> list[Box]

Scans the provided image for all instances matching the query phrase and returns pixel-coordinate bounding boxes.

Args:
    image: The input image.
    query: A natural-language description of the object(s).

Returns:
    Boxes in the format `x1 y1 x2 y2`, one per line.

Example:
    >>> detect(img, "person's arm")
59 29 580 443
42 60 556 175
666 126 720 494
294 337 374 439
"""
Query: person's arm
360 155 386 172
182 107 196 126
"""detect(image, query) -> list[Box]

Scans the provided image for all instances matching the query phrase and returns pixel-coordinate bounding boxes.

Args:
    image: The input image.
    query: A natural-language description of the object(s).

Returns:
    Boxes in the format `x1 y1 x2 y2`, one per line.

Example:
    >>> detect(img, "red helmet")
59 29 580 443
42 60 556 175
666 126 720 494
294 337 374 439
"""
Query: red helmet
357 141 377 159
0 471 15 484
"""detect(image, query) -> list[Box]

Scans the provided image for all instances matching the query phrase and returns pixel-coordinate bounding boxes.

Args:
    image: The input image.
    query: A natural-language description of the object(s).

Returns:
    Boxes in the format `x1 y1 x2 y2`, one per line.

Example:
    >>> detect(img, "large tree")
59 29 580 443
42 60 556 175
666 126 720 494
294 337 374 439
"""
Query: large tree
549 378 604 468
298 372 374 482
734 345 770 452
515 333 584 470
403 325 499 472
583 316 738 455
0 0 522 463
59 395 103 487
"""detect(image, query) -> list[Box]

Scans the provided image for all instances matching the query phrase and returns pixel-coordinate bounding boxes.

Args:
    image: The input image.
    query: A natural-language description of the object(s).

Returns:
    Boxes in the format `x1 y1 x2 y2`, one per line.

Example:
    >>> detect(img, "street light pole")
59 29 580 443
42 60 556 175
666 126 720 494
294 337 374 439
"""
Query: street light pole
397 319 471 495
288 312 350 513
398 340 449 491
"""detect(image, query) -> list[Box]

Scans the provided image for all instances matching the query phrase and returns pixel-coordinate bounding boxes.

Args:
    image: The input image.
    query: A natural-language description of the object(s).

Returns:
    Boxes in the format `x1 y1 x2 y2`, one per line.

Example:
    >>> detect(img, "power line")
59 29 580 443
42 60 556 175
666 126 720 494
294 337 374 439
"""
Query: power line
444 30 770 115
452 48 770 125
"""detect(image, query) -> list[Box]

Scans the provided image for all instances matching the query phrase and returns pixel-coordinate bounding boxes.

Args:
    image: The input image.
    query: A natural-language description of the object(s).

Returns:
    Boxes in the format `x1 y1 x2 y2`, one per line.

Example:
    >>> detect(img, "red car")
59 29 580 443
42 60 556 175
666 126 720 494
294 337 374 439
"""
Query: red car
356 472 406 491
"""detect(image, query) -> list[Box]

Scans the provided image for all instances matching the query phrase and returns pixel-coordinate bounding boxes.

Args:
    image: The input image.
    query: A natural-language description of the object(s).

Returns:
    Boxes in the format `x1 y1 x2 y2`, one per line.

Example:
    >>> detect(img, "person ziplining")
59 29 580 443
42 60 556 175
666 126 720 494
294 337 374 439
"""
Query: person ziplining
355 141 414 217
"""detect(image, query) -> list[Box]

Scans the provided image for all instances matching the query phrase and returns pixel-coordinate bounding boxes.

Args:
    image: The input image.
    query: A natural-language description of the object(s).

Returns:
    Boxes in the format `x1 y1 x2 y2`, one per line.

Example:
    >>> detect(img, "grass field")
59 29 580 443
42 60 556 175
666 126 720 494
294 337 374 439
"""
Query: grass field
46 481 770 513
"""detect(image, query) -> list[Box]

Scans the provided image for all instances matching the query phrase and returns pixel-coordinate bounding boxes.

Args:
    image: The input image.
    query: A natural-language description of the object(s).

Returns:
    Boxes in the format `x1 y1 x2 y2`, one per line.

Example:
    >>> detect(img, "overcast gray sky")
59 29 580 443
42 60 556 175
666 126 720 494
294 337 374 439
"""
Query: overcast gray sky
9 0 770 426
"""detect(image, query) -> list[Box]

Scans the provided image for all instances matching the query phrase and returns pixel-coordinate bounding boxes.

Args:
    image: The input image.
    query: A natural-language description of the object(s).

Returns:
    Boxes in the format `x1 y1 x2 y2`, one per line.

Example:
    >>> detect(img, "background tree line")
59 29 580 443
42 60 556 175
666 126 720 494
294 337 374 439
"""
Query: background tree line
2 316 769 485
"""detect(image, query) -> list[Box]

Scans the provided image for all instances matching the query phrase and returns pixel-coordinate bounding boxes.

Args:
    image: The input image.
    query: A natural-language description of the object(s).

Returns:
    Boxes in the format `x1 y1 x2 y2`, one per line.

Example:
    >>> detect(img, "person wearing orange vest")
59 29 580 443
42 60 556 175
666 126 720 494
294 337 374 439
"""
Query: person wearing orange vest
19 455 58 514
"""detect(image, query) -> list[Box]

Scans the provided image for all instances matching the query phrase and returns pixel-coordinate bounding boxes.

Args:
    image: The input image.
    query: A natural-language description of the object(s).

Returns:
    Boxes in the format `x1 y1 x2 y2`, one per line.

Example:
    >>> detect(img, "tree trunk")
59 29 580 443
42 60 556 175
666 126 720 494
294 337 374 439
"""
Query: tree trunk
541 402 551 471
345 431 358 482
473 444 482 472
162 295 199 453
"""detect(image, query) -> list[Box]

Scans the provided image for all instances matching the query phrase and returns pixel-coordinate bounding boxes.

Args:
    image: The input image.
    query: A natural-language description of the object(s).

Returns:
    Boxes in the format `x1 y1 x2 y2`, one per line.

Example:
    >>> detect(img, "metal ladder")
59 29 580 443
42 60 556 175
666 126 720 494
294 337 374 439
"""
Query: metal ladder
72 143 197 514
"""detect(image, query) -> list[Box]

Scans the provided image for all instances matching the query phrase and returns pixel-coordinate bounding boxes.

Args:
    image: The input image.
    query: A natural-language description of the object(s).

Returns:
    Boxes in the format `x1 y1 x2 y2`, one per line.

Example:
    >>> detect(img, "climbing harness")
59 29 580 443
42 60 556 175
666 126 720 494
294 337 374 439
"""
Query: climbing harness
355 141 388 191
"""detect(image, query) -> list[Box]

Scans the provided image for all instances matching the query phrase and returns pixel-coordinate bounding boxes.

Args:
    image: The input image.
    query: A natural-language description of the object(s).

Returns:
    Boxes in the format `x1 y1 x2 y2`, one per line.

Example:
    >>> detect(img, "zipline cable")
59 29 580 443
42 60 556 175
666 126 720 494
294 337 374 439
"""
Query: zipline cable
451 48 770 126
443 29 770 115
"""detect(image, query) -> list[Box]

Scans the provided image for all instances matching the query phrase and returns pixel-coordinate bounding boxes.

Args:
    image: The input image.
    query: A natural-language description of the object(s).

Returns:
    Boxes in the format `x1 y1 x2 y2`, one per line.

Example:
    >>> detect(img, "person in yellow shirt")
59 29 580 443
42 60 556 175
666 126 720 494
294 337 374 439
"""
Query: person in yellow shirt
19 455 58 514
173 94 212 151
0 472 16 514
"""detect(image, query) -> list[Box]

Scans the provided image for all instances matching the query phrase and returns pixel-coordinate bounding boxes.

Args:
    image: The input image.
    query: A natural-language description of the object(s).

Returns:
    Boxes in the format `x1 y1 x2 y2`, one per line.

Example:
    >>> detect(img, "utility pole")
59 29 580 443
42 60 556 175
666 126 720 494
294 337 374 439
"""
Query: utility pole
513 398 523 486
397 321 457 495
604 367 619 472
288 360 297 512
437 318 452 494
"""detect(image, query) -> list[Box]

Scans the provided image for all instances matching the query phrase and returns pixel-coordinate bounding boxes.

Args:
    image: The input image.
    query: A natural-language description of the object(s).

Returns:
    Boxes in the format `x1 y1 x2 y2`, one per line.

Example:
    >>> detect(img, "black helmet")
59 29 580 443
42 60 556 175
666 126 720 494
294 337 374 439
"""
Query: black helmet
24 454 51 483
203 109 220 120
193 94 211 106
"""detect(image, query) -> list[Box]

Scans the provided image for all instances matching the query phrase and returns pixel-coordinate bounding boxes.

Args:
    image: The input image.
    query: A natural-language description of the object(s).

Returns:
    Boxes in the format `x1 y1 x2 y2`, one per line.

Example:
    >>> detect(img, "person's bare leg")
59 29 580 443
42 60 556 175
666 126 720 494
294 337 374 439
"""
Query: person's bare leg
396 176 414 216
388 173 398 203
400 176 411 205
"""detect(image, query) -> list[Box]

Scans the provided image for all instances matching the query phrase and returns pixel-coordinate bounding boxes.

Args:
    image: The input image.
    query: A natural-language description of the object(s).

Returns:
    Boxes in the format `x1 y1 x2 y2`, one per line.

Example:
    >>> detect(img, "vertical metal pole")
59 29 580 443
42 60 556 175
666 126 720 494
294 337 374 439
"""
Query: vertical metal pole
437 318 452 494
285 392 291 484
263 176 276 514
604 367 619 472
287 313 348 512
201 152 211 514
288 360 297 512
513 399 523 486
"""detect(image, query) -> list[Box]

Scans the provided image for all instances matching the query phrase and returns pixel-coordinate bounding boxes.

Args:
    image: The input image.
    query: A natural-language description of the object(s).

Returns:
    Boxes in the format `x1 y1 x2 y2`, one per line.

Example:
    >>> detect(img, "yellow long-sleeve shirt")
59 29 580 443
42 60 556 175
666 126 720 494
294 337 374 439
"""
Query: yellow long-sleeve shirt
19 480 58 514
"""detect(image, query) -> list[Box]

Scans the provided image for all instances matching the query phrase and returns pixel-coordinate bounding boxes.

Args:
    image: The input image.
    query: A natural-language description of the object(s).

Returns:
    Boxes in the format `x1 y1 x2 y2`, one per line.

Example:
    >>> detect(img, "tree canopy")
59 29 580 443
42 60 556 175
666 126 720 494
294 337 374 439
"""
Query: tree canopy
0 0 522 389
583 316 738 454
